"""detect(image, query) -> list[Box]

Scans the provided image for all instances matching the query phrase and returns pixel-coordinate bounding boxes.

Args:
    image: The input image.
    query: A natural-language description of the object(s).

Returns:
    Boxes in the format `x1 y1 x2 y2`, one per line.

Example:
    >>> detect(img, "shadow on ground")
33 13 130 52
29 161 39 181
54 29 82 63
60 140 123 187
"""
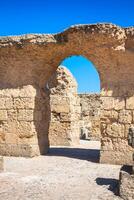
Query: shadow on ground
96 177 119 195
48 148 100 163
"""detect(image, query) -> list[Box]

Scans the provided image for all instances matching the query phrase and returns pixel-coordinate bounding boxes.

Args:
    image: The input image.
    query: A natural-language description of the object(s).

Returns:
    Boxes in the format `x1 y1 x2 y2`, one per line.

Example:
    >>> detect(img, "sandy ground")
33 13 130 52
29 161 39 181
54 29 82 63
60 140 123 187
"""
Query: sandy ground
0 140 122 200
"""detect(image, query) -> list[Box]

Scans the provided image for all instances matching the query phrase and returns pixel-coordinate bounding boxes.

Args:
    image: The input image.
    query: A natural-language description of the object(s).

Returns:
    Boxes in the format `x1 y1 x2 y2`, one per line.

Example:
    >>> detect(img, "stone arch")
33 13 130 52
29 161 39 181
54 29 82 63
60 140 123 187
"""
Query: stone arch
46 55 102 146
60 55 101 93
0 23 133 165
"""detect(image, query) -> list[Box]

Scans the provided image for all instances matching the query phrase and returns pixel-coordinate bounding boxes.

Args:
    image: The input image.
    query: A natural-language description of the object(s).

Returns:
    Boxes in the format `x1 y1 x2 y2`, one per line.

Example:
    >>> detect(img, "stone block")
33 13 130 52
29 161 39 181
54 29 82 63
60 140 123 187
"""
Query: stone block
51 104 70 113
100 149 134 165
119 110 132 124
60 112 71 122
100 110 118 123
0 98 6 109
101 97 114 110
119 165 134 200
0 143 39 157
0 97 13 109
17 121 35 138
126 96 134 110
5 133 18 144
49 122 72 146
114 97 125 110
7 110 17 120
17 110 34 121
14 97 35 109
106 123 125 138
0 110 7 121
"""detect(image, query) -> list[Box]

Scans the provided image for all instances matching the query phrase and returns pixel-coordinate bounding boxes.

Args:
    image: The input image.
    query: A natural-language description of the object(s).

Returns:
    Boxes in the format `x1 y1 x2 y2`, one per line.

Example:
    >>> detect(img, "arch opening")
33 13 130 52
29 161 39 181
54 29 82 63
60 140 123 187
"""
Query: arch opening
61 55 101 94
46 55 101 162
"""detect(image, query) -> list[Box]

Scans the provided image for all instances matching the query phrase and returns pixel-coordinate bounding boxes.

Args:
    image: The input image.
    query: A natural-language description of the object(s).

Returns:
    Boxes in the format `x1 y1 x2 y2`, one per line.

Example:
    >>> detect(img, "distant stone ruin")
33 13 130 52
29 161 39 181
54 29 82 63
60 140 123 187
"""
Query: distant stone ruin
45 66 101 146
79 94 101 141
0 23 134 165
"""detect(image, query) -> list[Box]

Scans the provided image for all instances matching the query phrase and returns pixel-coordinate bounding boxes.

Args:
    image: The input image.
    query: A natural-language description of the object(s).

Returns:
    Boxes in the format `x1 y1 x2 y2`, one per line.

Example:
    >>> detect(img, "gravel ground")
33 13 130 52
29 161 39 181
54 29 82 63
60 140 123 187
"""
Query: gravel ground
0 140 122 200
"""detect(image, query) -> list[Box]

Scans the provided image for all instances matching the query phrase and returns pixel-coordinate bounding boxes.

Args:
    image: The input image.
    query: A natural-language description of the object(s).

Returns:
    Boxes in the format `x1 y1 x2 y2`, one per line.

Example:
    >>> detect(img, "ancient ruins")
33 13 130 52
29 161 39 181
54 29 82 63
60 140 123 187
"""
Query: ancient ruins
0 23 134 166
46 65 101 146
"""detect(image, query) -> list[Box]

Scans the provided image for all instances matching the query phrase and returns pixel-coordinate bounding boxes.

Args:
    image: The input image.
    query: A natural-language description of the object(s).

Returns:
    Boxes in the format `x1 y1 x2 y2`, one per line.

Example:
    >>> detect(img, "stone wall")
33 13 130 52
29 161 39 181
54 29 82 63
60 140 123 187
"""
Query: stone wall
0 23 133 164
0 86 49 156
79 94 101 140
45 66 80 146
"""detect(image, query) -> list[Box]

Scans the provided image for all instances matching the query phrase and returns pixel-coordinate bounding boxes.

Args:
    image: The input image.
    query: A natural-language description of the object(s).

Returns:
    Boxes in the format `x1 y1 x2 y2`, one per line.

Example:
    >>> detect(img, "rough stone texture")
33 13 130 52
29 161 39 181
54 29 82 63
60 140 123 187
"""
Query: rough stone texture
119 166 134 200
79 94 101 140
45 66 80 146
0 156 3 171
0 23 134 164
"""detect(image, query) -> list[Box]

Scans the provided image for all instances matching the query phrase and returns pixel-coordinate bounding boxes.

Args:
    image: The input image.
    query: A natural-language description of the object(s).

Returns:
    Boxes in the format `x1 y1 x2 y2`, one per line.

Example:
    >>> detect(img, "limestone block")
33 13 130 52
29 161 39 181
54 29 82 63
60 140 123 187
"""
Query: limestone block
50 96 70 105
119 166 134 200
7 110 17 120
0 156 3 171
17 121 36 138
5 133 18 144
101 97 114 110
100 149 134 165
106 123 125 138
100 110 118 123
101 137 114 150
14 97 35 109
114 97 125 110
51 104 70 113
60 113 71 122
49 122 71 146
112 138 133 151
0 110 7 121
126 96 134 109
0 97 13 110
119 110 132 124
0 143 37 157
17 110 34 121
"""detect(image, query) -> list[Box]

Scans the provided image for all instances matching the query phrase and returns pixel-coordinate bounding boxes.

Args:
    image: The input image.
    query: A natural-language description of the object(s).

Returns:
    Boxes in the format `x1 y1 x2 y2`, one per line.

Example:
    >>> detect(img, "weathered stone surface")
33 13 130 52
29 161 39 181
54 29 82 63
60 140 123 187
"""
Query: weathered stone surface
119 110 132 124
0 110 7 121
46 66 80 146
119 166 134 200
0 156 3 171
79 94 101 140
0 23 133 165
126 96 134 110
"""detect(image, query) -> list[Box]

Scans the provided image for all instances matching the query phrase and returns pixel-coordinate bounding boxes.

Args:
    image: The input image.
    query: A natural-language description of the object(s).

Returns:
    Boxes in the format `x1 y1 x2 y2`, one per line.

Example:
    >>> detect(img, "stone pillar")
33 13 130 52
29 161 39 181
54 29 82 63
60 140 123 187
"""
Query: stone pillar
46 66 80 146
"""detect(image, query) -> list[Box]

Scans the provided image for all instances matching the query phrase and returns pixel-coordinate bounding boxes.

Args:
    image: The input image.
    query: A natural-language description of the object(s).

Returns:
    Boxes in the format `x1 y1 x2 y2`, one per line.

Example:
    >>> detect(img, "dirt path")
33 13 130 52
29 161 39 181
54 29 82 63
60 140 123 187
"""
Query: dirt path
0 141 122 200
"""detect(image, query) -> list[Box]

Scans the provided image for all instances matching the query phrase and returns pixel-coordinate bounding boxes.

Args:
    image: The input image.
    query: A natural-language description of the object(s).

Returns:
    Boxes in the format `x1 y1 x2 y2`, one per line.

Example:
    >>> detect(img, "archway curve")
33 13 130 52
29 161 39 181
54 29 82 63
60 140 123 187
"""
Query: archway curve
55 54 102 91
60 55 101 93
47 54 101 160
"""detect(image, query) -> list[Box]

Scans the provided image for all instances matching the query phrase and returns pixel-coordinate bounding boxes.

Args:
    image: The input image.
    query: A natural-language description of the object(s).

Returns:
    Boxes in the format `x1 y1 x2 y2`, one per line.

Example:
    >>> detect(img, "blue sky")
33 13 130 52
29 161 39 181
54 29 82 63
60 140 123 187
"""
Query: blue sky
0 0 133 92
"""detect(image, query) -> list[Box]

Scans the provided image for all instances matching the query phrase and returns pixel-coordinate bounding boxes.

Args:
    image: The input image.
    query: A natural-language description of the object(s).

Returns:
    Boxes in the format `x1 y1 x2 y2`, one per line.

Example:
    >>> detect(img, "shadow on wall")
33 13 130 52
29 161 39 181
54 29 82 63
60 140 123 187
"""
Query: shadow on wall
48 147 100 163
34 87 51 155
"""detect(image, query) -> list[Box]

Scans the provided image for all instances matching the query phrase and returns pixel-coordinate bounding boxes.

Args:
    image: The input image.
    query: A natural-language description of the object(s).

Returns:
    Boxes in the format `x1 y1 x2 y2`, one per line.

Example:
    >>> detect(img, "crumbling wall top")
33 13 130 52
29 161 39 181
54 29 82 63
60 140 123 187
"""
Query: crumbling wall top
0 23 133 47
